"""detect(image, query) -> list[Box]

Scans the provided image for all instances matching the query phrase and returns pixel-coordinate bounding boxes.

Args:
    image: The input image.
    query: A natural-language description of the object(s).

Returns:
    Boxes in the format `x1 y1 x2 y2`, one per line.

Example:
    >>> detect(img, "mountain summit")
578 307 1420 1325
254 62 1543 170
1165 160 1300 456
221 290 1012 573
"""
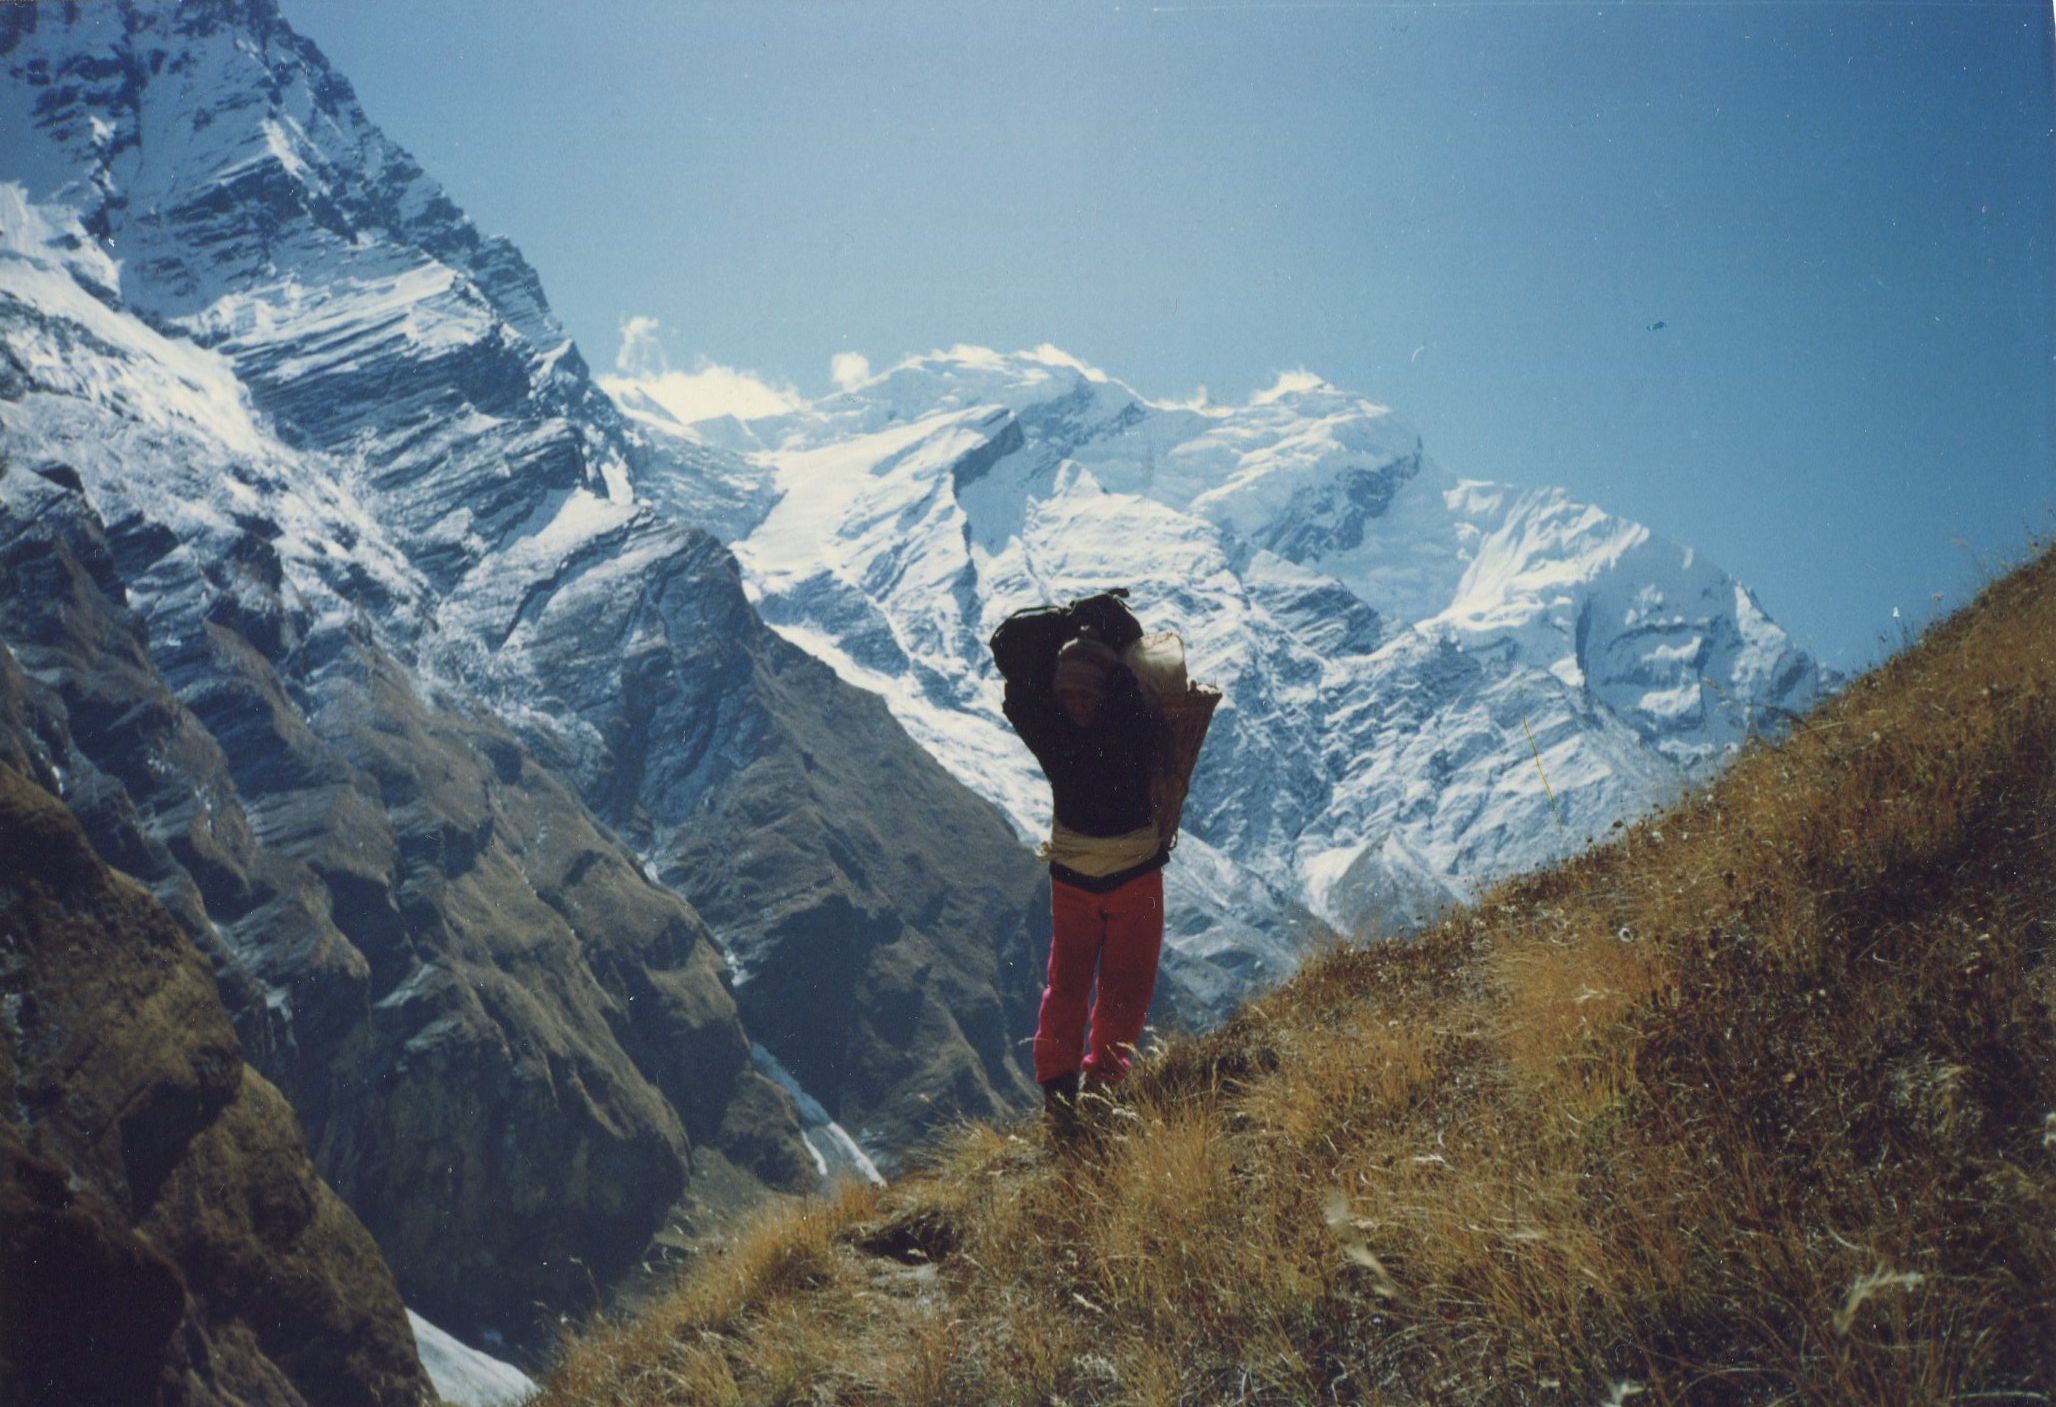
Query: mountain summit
611 343 1828 1008
1 0 1049 1360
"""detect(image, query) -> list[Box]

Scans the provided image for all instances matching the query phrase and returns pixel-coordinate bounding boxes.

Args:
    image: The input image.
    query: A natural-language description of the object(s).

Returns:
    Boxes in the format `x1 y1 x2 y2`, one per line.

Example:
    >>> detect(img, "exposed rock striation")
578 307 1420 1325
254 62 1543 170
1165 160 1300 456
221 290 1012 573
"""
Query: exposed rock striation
0 737 433 1407
1 0 1829 1369
0 436 818 1350
0 0 1053 1350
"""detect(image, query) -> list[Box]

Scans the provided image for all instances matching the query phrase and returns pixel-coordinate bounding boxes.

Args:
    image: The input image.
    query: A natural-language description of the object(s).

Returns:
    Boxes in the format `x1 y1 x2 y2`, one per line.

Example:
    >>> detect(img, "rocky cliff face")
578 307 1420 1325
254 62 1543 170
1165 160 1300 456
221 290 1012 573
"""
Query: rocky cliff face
0 0 1054 1354
0 728 432 1407
0 448 816 1351
620 544 1050 1152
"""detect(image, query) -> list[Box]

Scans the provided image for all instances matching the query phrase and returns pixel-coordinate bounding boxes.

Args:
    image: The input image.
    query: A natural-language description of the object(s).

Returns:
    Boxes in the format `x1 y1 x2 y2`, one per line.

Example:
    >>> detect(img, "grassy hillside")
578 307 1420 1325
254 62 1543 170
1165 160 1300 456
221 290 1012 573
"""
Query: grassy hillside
538 547 2054 1406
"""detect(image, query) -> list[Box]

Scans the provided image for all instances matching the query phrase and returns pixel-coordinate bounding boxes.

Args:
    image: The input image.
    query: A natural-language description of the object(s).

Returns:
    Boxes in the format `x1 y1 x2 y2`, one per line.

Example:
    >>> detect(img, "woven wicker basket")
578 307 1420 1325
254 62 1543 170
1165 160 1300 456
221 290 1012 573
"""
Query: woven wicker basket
1153 682 1222 849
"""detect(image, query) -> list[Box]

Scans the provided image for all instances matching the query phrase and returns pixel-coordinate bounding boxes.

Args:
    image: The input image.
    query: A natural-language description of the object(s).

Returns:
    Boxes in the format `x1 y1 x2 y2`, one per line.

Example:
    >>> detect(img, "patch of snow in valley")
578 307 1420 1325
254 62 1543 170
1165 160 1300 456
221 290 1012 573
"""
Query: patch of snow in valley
750 1043 885 1187
408 1311 537 1407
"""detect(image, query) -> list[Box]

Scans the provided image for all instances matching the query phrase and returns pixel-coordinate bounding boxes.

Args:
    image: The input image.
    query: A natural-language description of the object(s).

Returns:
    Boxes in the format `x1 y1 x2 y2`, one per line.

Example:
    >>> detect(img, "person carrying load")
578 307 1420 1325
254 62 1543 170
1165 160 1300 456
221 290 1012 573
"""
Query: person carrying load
988 590 1221 1142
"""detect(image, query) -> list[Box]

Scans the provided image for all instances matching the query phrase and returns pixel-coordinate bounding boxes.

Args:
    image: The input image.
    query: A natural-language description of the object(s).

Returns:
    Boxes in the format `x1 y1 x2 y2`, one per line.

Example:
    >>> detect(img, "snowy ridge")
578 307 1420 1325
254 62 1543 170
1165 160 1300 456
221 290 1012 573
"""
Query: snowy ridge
2 0 785 835
0 184 430 653
0 0 633 629
622 346 1826 958
4 0 1819 1104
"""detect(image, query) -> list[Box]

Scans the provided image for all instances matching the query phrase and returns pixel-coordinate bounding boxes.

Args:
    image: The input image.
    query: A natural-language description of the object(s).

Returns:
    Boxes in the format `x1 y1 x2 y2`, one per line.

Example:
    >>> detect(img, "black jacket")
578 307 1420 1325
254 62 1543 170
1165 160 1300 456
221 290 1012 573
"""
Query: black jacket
1002 663 1169 892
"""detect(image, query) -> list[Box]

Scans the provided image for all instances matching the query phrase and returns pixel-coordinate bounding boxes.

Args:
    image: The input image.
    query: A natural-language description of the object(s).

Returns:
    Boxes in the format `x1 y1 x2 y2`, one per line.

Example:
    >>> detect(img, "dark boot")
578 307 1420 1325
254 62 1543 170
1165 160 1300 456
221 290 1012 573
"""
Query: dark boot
1041 1071 1082 1146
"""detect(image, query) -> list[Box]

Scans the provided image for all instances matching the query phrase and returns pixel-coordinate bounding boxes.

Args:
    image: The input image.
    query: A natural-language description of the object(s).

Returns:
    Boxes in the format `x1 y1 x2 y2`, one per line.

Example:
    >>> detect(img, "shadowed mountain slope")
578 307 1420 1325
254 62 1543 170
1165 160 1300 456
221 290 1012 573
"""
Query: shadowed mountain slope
0 452 815 1356
0 739 433 1407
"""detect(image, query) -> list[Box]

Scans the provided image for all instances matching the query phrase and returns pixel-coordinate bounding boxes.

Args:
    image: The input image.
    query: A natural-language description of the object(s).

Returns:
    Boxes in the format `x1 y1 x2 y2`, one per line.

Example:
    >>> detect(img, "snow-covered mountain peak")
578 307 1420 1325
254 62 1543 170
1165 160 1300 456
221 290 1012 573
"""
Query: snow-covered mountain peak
624 338 1828 962
3 0 636 590
1 1 1105 1356
7 2 447 311
744 343 1148 457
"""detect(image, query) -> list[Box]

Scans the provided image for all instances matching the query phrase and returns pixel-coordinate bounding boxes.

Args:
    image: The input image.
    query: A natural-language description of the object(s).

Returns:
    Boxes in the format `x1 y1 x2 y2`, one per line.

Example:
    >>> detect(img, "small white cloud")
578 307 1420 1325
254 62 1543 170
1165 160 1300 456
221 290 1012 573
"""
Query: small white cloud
607 317 802 424
1252 368 1331 404
643 363 803 424
830 351 872 391
614 314 666 379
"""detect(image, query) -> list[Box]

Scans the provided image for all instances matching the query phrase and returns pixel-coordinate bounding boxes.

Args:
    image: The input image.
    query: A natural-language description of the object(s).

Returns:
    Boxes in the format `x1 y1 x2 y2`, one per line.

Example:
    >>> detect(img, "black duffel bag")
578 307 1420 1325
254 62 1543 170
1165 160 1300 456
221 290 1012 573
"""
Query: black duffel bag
988 590 1142 688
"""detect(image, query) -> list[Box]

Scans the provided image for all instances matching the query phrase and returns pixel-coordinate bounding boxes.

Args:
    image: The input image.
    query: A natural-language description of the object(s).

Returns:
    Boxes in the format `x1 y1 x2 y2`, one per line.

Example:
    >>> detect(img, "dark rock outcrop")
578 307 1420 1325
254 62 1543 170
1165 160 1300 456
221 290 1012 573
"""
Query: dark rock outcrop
600 536 1051 1162
6 0 1055 1162
0 460 813 1352
0 752 433 1407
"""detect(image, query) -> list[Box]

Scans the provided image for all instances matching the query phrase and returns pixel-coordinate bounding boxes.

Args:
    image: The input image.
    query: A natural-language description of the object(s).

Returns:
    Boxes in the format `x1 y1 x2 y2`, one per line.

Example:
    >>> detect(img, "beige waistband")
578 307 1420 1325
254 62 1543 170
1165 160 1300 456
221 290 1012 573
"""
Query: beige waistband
1034 822 1162 877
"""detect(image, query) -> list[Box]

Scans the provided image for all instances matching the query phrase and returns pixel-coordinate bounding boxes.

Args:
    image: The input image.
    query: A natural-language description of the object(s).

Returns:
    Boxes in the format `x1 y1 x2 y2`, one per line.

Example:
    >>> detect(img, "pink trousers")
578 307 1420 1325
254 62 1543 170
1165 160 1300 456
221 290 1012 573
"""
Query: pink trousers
1034 868 1165 1085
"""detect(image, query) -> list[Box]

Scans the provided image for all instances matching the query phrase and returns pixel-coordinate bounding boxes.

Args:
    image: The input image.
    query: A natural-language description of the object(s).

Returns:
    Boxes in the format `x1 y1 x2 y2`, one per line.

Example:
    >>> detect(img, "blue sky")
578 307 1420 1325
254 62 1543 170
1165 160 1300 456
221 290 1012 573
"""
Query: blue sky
280 0 2054 671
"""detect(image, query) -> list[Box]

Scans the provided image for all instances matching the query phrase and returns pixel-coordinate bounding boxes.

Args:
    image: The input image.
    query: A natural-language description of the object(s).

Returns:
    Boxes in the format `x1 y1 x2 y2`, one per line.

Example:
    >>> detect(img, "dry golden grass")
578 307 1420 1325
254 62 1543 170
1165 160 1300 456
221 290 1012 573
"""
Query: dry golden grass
539 545 2056 1406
